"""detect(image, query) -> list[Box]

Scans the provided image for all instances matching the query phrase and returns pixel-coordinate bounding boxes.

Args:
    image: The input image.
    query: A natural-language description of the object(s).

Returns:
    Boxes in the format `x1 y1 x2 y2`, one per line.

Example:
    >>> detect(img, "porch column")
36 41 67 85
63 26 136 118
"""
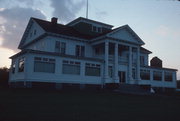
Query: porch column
162 70 165 82
114 43 119 83
136 47 141 82
128 46 132 82
173 72 177 87
150 69 153 81
104 41 109 83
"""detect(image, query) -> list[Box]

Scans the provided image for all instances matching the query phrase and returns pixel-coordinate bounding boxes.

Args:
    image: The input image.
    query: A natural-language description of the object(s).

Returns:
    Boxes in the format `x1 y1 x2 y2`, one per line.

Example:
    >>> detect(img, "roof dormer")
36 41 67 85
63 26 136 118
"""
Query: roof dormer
67 17 113 36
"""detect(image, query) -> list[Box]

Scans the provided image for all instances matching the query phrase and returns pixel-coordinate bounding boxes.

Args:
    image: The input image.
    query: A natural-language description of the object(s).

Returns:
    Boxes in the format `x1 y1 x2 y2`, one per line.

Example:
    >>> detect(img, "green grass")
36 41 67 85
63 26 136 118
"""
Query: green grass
0 88 180 121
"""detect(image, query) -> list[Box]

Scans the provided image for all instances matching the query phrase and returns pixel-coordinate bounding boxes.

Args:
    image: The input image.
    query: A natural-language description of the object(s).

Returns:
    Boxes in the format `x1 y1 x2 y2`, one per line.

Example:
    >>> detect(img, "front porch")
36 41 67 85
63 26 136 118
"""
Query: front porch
92 41 142 86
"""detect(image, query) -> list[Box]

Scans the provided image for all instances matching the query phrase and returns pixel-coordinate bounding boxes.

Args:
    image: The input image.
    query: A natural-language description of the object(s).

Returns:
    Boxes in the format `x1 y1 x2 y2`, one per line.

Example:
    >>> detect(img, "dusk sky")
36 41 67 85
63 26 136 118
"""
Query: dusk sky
0 0 180 79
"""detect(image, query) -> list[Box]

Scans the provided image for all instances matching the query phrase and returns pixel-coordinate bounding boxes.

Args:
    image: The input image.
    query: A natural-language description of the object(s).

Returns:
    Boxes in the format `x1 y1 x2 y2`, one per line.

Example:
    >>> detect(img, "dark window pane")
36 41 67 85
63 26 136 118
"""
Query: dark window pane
18 58 25 72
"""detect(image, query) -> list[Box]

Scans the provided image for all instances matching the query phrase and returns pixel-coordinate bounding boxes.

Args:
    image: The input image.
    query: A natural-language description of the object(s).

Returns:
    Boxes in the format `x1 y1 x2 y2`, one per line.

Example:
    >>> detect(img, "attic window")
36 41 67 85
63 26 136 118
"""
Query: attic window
30 32 32 38
34 29 37 35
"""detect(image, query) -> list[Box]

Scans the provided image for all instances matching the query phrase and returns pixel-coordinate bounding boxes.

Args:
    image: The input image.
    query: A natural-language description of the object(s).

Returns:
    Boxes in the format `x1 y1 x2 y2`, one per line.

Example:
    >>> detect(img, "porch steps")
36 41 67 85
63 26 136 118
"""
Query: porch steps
114 84 152 95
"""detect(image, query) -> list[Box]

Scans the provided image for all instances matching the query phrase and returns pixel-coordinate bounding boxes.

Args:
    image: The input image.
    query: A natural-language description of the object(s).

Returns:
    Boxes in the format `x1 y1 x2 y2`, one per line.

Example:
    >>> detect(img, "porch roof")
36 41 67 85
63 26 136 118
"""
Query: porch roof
10 49 104 62
142 66 177 71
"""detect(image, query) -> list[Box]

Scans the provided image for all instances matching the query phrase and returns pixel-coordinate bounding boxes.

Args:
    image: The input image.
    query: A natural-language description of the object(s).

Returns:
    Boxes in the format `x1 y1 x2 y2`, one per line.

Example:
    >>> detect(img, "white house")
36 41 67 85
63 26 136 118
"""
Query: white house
9 17 177 91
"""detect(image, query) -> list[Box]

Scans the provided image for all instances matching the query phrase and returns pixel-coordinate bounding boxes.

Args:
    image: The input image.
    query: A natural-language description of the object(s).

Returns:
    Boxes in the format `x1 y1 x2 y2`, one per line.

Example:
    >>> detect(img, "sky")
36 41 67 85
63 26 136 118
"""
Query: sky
0 0 180 79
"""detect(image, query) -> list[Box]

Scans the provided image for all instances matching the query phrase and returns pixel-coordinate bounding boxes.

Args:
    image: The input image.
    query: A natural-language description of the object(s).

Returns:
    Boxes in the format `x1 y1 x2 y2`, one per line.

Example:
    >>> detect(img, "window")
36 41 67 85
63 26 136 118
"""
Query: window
92 26 97 32
62 60 80 75
165 72 173 82
12 62 15 74
18 58 25 72
30 32 32 38
85 63 101 76
34 57 55 73
140 69 150 80
109 66 113 78
34 29 37 35
55 41 66 54
132 68 136 79
95 47 104 55
75 45 85 57
98 27 102 33
153 71 162 81
140 56 145 66
92 26 102 33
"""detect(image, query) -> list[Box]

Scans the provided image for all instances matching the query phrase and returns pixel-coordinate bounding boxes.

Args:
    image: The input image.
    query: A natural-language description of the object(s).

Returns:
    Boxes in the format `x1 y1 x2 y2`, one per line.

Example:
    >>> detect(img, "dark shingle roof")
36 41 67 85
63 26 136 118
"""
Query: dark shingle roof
32 17 96 39
140 47 152 54
67 17 113 28
32 17 152 54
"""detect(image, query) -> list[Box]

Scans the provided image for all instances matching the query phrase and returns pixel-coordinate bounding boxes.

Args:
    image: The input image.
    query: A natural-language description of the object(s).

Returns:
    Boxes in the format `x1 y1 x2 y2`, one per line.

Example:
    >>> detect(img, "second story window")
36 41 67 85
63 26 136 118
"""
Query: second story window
55 41 66 54
75 45 85 57
140 56 145 66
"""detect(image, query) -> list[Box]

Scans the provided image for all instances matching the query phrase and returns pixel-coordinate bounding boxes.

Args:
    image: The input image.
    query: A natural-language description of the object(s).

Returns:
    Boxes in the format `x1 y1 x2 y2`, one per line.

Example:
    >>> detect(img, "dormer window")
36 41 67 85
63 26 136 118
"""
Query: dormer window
92 26 97 32
92 26 102 33
98 27 102 33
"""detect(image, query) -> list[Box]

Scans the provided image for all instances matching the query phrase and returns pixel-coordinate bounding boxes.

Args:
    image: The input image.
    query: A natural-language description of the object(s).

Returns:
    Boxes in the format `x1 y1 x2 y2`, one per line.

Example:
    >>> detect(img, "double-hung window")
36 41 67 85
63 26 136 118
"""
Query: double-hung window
75 45 85 57
55 41 66 54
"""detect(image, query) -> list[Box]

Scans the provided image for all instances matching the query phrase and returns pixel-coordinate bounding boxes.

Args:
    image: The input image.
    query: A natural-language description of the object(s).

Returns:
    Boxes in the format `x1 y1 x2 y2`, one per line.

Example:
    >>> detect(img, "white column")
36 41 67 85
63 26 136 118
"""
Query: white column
162 70 165 82
80 62 85 77
136 47 141 82
104 41 109 83
173 72 177 88
128 46 132 82
114 43 119 83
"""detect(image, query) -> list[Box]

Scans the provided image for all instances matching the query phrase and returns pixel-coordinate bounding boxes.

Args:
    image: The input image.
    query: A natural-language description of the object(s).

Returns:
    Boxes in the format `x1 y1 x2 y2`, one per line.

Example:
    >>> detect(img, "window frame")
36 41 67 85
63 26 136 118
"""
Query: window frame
75 45 85 57
55 41 66 54
62 60 81 75
34 57 55 73
85 63 101 76
18 57 25 72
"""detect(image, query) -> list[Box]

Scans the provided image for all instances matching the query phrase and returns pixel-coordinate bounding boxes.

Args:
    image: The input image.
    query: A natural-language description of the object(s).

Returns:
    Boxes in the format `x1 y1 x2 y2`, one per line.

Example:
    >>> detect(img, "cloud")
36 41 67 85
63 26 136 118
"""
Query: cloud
0 0 43 8
50 0 85 23
0 7 46 52
155 25 180 38
155 25 169 37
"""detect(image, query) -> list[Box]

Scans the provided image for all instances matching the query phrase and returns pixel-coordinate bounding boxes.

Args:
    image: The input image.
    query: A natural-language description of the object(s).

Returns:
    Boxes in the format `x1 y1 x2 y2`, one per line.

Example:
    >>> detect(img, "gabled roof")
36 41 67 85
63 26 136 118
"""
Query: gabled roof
106 25 145 45
32 17 95 40
20 17 148 49
140 47 152 54
67 17 113 28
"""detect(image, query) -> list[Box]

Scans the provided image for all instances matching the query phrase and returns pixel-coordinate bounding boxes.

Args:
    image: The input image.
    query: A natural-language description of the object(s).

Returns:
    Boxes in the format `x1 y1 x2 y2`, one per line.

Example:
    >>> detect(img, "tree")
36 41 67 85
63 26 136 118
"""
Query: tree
0 67 9 88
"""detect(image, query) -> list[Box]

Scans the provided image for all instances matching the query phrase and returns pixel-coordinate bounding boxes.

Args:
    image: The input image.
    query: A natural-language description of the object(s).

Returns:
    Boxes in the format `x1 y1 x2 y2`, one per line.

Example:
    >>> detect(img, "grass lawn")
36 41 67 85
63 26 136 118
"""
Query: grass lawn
0 88 180 121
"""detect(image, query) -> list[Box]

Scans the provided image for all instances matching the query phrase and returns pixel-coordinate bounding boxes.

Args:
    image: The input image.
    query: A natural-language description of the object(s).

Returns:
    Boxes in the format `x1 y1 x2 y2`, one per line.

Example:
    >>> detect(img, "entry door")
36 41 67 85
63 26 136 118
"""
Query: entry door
118 71 126 83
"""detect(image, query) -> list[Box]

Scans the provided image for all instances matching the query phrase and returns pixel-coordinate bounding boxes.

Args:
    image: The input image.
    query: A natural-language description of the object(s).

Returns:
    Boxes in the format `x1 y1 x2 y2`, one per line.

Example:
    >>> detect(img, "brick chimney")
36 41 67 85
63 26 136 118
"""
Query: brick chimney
150 56 162 68
51 17 58 24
